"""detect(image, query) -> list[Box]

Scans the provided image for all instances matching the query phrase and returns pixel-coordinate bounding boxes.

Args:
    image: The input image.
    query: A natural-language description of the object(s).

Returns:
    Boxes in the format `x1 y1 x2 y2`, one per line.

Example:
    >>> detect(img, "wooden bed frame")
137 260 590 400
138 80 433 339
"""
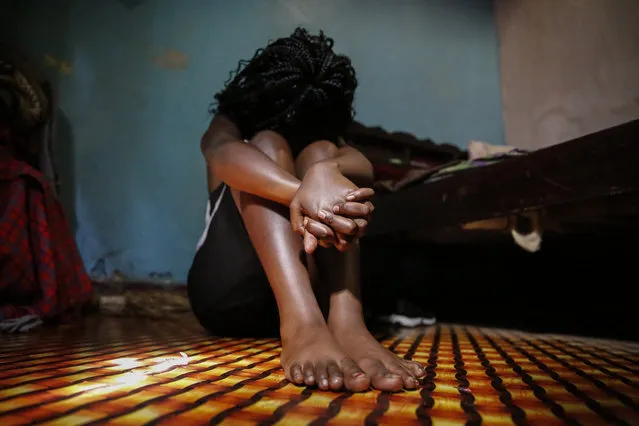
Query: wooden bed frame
358 118 639 238
354 120 639 344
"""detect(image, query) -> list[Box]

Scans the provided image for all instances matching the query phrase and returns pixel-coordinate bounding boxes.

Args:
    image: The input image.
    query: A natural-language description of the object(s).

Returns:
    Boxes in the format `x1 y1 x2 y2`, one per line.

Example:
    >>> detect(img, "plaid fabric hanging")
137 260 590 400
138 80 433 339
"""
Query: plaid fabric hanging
0 50 92 331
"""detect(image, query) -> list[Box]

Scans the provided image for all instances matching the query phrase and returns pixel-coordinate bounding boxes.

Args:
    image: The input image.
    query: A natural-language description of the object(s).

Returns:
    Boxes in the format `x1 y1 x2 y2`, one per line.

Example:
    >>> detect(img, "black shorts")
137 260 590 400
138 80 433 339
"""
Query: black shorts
187 184 279 337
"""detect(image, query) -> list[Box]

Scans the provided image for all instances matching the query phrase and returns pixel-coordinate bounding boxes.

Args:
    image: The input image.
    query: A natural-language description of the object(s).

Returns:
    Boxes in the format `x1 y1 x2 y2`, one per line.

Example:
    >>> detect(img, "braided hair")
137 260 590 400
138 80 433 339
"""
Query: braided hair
212 27 357 155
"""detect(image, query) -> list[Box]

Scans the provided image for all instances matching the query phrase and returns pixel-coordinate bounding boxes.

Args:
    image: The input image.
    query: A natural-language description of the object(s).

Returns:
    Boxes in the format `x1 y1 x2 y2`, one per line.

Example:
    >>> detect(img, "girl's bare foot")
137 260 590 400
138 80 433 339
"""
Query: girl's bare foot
329 317 425 392
280 323 371 392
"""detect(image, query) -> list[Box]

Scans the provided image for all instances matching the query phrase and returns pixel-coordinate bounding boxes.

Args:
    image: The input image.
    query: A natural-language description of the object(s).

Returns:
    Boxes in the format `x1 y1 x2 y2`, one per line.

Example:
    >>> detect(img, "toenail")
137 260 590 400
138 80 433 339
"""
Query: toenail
321 379 328 387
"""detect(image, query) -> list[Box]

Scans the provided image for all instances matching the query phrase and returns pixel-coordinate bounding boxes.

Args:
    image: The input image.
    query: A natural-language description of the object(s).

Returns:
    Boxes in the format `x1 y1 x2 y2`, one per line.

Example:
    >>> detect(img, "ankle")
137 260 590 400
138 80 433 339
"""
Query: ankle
328 309 366 334
280 316 328 344
327 290 365 331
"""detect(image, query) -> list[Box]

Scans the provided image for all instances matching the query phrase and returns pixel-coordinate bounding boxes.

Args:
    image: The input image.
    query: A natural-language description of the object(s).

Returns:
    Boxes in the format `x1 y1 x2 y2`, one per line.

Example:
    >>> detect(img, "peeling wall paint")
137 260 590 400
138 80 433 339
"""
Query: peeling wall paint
495 0 639 150
44 54 73 75
1 0 503 282
151 47 189 70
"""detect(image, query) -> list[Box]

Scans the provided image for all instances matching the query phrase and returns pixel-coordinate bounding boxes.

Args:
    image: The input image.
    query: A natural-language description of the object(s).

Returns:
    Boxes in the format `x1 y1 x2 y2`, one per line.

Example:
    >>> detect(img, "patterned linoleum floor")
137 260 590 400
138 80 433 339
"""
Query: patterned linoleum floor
0 317 637 425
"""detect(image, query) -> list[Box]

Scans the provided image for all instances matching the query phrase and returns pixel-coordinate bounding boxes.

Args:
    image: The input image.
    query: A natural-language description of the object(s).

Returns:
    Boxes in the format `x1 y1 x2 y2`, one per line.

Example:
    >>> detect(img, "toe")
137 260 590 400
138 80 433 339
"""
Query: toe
360 359 403 392
340 359 370 392
405 374 420 389
371 369 404 392
315 362 329 391
327 361 344 391
403 360 426 378
303 361 315 386
290 364 304 385
385 362 419 390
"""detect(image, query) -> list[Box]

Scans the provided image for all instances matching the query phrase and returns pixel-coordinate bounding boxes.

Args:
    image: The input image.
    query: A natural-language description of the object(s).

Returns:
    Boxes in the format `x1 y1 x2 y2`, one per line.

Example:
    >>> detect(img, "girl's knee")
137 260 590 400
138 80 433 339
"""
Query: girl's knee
250 131 292 158
295 140 338 176
303 140 337 157
249 131 295 172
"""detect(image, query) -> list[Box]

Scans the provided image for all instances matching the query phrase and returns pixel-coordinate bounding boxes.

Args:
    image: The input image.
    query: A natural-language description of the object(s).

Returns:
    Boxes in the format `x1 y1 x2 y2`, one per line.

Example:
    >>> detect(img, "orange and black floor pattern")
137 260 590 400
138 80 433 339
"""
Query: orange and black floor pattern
0 317 637 425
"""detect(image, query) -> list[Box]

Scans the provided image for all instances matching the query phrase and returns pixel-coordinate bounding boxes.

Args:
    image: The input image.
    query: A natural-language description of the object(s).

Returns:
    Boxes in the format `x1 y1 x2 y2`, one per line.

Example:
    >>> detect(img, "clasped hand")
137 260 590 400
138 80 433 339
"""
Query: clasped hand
289 161 374 254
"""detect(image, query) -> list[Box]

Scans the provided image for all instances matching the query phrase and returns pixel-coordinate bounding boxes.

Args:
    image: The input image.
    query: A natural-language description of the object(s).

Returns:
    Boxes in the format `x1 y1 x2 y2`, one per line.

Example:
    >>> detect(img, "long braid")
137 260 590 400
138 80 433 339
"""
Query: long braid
211 27 357 154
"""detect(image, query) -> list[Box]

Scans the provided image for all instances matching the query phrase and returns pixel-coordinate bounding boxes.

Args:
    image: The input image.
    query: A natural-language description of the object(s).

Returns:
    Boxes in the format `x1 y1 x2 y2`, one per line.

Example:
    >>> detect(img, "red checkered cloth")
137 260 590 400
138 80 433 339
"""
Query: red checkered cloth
0 151 92 325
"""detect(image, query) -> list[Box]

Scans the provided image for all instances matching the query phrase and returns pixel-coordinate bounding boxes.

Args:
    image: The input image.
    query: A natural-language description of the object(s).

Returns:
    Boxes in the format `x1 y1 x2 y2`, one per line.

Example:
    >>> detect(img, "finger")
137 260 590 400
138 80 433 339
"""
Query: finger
333 202 371 217
335 232 350 244
365 201 375 213
317 209 334 224
345 188 375 201
317 210 357 235
290 202 304 234
353 218 368 238
324 214 358 236
319 239 333 249
304 218 335 240
305 217 337 248
353 218 368 229
333 232 356 251
303 230 318 254
336 242 351 252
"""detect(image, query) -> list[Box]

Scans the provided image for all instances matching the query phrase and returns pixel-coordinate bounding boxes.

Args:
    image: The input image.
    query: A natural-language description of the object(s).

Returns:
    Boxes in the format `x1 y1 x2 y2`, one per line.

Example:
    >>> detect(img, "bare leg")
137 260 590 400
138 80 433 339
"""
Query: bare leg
321 246 425 391
296 141 426 392
229 131 369 392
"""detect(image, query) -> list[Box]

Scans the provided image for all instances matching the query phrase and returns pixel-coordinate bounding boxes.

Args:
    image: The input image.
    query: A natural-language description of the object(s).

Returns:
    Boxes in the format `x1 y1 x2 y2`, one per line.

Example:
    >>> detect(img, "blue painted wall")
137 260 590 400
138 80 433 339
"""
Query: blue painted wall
0 0 503 281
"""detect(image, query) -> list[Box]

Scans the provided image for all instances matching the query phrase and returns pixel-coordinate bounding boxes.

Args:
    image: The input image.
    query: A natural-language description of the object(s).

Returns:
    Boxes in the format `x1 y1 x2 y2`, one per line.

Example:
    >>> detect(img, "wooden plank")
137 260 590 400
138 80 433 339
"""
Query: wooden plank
367 118 639 237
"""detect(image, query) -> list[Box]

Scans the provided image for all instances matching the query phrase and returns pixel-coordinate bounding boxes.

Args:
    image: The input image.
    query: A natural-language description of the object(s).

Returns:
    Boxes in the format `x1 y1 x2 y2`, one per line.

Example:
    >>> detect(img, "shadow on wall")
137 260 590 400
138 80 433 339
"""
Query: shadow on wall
55 109 77 232
114 0 149 10
0 1 79 232
40 0 76 236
